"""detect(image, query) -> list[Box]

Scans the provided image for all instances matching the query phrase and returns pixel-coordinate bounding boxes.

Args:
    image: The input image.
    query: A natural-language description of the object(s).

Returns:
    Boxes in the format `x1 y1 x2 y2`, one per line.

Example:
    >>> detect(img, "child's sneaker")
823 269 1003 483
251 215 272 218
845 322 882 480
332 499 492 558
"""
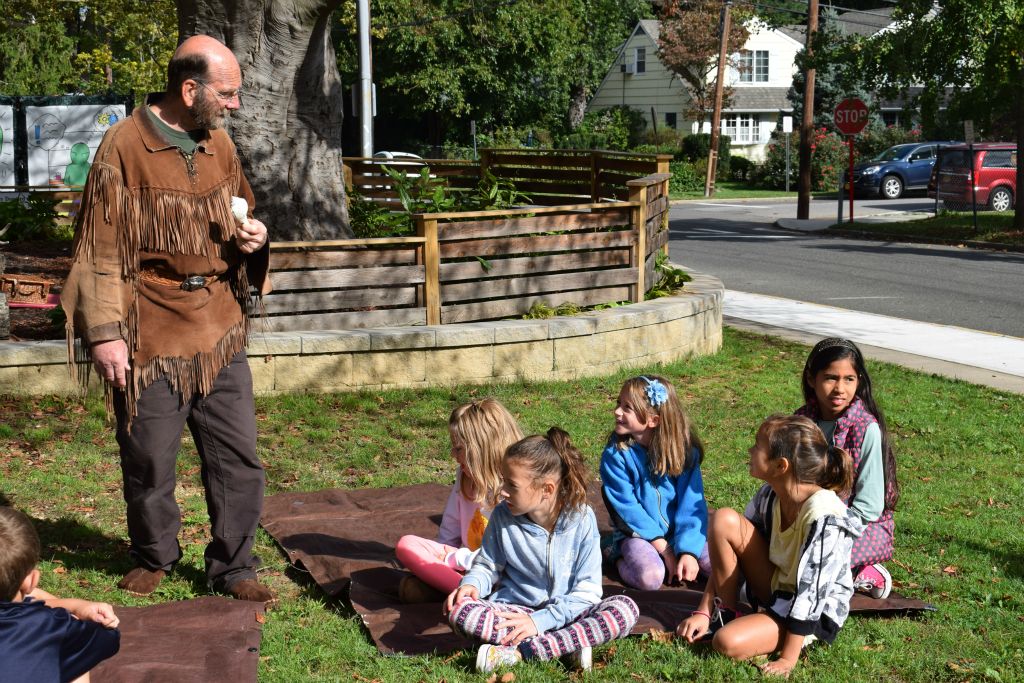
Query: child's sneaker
698 597 742 641
853 563 892 599
563 645 592 672
476 644 523 673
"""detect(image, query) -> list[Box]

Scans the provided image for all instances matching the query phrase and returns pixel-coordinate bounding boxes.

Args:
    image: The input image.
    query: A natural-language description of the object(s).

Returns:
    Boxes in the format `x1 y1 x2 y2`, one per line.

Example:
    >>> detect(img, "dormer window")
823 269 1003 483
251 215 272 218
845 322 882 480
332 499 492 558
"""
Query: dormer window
739 50 769 83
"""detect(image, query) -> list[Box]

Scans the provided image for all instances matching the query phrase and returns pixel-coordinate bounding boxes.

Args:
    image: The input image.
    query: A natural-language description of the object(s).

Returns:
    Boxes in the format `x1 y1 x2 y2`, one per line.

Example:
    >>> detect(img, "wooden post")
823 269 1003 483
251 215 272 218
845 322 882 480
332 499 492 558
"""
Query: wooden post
656 154 672 176
797 0 819 219
628 182 648 302
479 148 491 181
417 216 441 325
660 175 671 256
705 0 732 198
590 150 600 202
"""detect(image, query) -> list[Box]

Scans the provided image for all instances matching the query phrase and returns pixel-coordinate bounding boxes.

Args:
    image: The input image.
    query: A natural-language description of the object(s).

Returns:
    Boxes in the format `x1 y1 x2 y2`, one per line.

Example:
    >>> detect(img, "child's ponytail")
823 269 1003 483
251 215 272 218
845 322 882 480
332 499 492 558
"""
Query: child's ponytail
821 444 854 495
545 427 590 514
505 428 591 515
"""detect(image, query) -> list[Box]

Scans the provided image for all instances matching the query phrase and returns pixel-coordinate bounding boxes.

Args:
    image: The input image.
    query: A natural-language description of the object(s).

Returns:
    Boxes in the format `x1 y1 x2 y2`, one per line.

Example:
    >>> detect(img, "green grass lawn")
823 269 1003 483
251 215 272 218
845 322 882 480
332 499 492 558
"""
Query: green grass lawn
671 181 837 202
2 328 1023 681
834 211 1024 247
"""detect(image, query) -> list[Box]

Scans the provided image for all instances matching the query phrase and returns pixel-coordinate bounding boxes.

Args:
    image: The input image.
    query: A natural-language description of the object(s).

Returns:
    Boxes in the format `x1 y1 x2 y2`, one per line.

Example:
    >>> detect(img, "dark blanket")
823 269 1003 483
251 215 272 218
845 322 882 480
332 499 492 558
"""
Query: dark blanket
262 484 934 655
90 596 265 682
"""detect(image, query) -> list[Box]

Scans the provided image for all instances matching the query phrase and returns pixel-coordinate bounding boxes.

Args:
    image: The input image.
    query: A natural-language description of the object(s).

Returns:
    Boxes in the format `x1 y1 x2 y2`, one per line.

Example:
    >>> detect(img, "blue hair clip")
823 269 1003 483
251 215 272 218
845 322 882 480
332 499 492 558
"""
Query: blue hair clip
640 376 668 408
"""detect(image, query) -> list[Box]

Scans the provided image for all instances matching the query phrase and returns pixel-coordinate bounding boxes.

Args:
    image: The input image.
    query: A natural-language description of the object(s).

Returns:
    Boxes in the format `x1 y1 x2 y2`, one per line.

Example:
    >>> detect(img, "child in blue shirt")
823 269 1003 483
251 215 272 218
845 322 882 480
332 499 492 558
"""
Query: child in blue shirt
600 375 710 590
0 507 120 682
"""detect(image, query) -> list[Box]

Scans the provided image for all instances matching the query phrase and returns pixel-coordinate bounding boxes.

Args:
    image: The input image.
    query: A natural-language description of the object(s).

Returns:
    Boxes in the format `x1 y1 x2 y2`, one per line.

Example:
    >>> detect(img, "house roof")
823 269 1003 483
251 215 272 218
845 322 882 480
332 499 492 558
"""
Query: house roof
726 87 792 112
638 18 660 42
834 6 897 36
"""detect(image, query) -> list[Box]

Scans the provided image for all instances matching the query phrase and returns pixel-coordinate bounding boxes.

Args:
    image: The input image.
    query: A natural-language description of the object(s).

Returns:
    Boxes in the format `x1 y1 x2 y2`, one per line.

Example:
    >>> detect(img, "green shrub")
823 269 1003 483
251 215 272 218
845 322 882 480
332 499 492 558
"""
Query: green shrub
560 106 646 151
0 194 66 242
677 133 731 179
730 156 753 182
757 127 847 191
669 160 703 194
856 124 923 159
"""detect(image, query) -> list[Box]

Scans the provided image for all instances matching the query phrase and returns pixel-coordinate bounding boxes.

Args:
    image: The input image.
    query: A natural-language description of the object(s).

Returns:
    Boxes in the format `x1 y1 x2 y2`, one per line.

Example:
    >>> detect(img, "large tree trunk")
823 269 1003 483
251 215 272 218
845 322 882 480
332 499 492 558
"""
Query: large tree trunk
567 83 588 130
1015 74 1024 232
177 0 350 240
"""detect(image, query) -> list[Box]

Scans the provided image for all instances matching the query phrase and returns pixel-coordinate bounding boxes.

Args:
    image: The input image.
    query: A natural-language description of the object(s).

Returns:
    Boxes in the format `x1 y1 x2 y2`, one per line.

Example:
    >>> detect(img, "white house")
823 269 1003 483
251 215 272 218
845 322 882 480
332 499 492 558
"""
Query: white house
588 8 920 161
587 18 803 160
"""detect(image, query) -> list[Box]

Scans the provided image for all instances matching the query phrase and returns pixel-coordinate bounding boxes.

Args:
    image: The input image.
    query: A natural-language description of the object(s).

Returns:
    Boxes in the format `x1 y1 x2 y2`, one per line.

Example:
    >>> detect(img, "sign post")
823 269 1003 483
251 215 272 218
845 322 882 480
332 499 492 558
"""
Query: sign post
833 98 869 223
782 115 793 192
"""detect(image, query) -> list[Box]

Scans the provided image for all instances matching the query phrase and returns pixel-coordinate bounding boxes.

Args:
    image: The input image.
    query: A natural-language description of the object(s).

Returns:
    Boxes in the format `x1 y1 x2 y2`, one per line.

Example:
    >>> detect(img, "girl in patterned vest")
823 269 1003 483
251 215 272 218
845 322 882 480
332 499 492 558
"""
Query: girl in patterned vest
795 337 900 599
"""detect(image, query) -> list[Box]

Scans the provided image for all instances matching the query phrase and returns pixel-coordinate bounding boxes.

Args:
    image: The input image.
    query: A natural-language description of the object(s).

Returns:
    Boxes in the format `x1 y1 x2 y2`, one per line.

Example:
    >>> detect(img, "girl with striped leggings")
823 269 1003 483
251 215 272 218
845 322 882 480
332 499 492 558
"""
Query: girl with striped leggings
445 428 638 674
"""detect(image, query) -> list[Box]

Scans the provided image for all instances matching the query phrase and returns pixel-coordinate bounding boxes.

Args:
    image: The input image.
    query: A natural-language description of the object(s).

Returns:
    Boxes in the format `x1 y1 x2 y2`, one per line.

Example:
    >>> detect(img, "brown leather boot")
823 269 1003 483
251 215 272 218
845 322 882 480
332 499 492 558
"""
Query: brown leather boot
226 578 277 605
117 567 167 595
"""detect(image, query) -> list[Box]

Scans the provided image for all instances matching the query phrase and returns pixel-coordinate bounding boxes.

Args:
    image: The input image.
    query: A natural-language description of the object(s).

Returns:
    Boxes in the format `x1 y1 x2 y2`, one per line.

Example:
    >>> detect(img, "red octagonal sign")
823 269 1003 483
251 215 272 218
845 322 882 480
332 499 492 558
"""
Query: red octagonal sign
834 98 869 135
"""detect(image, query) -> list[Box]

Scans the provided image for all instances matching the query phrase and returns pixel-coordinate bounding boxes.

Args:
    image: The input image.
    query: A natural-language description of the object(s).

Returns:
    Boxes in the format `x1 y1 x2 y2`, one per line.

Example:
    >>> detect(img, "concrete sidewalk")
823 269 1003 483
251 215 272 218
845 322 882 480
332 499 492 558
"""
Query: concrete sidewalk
723 290 1024 394
776 211 934 233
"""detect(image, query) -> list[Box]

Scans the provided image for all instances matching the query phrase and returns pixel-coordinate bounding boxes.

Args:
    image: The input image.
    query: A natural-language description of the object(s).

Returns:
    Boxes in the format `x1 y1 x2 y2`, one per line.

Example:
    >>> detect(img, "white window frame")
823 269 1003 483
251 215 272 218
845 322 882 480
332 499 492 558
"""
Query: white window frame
739 50 769 83
722 114 761 143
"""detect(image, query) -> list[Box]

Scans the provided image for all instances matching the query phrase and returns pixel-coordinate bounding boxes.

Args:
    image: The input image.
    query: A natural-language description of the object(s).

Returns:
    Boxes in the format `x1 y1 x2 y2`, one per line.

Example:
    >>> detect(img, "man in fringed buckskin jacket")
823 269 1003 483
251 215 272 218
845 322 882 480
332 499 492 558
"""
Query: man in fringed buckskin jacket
61 35 275 604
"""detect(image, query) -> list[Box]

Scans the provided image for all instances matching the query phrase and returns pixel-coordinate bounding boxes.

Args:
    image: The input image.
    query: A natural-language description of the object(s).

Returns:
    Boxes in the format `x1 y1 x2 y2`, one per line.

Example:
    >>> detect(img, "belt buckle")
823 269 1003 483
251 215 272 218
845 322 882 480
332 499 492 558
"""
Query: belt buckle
181 275 207 292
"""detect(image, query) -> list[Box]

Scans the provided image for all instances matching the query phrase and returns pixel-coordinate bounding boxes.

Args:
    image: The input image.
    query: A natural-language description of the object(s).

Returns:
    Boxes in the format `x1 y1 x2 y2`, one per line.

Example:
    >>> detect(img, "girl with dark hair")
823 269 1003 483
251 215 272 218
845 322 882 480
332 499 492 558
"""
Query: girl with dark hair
796 337 900 599
677 416 863 678
445 428 638 674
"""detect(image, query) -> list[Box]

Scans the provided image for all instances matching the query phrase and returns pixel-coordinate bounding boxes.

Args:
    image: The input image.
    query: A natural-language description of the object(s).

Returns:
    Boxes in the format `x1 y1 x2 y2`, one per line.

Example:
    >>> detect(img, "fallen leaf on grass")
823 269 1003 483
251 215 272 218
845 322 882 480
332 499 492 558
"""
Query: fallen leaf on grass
942 565 959 575
648 629 674 643
255 612 266 624
52 566 67 574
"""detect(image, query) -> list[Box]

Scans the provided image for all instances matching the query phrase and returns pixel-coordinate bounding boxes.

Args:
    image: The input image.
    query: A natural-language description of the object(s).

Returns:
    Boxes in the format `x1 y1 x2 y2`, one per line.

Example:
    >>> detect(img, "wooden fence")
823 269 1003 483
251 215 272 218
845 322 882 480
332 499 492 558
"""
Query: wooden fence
263 172 670 330
344 148 672 206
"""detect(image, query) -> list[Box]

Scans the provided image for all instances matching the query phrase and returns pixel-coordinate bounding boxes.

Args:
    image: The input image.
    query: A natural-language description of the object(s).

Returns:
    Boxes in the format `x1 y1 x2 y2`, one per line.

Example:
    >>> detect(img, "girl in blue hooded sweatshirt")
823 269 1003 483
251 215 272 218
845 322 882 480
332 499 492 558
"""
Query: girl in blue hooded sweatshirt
446 428 639 674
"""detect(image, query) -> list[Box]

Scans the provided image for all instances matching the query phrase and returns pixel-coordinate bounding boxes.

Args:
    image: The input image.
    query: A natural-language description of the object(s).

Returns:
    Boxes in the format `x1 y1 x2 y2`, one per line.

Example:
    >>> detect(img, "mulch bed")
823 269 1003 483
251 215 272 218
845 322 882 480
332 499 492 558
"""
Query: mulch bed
1 240 73 340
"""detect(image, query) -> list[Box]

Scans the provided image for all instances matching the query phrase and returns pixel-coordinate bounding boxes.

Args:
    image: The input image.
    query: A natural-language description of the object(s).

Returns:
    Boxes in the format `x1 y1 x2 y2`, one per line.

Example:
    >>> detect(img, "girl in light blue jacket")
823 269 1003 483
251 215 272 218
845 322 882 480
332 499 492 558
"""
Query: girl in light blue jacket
446 428 639 674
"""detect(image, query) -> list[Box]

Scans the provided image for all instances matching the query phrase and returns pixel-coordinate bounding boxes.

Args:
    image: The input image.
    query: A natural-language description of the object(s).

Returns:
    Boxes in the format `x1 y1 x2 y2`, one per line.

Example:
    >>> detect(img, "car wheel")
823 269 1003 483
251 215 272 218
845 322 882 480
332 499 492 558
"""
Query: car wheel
988 186 1013 212
880 175 903 199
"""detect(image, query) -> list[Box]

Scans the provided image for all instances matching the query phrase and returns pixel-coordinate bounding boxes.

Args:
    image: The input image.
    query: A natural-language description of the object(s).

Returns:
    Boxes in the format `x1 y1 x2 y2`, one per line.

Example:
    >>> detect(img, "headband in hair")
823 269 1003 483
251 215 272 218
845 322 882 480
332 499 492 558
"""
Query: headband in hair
640 376 669 408
811 337 858 360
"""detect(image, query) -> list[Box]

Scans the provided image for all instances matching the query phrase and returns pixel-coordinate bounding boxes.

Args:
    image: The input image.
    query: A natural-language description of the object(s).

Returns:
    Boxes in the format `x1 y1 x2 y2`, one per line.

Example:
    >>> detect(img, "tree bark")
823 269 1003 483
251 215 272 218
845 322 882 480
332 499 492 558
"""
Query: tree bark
1016 72 1024 232
177 0 350 240
567 83 588 130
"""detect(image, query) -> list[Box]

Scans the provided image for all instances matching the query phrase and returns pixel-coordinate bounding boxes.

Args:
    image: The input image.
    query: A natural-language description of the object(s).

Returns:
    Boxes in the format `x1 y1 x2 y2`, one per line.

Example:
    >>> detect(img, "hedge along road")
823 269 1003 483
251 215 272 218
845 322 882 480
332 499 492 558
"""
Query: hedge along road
668 196 1024 338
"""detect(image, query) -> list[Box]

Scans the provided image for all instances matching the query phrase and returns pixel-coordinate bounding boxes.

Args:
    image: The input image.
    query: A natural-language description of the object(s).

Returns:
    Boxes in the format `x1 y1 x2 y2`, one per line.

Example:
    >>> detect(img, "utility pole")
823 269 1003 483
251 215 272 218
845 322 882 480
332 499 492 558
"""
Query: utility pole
357 0 374 157
705 0 732 198
797 0 819 219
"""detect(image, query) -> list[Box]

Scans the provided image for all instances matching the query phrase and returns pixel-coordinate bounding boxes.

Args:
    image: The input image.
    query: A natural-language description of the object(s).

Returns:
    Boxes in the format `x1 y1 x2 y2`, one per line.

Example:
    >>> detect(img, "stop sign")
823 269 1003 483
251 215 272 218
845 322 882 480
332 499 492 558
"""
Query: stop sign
834 98 869 135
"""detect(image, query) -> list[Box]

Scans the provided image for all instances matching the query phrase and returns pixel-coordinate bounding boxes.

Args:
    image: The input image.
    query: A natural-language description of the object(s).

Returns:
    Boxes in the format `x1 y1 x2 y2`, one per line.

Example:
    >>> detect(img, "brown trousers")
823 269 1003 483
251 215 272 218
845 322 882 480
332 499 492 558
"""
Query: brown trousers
114 351 264 591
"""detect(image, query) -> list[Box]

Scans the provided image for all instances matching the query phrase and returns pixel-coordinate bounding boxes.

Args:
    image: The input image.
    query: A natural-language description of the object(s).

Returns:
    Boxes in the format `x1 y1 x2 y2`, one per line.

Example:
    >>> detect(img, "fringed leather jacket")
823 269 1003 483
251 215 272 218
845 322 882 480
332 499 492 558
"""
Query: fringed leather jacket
61 103 271 420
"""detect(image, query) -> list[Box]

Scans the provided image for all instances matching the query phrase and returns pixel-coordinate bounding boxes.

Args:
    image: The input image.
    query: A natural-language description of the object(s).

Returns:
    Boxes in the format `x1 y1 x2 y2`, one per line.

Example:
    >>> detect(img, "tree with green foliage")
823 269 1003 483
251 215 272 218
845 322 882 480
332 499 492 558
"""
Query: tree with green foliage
843 0 1024 228
0 1 176 100
333 0 648 149
657 0 750 125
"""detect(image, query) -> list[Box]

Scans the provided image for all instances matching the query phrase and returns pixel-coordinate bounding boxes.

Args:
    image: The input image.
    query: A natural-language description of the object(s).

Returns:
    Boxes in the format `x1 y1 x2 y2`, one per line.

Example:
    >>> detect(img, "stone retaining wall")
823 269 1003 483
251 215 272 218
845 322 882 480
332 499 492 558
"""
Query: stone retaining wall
0 270 722 396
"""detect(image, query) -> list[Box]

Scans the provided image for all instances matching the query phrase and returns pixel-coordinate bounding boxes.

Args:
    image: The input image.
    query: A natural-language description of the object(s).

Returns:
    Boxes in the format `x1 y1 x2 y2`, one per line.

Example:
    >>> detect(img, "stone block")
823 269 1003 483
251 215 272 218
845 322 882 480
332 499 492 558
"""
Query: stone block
553 333 606 371
246 333 303 356
426 346 494 382
603 327 648 359
0 340 66 366
491 320 549 344
298 330 371 354
368 328 436 351
493 340 553 380
434 324 495 348
18 364 78 394
546 317 598 339
274 354 353 392
352 350 426 385
248 353 276 393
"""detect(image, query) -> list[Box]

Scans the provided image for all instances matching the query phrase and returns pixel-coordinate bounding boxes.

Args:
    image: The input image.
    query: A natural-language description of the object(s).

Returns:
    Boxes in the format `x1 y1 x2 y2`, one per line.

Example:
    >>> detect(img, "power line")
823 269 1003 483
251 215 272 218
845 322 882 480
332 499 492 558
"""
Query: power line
371 0 526 31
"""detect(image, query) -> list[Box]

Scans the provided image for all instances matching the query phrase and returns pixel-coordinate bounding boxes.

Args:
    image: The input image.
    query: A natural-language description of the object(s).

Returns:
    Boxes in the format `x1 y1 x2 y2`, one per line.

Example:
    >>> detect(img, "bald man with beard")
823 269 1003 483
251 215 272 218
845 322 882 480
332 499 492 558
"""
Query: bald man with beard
62 35 275 604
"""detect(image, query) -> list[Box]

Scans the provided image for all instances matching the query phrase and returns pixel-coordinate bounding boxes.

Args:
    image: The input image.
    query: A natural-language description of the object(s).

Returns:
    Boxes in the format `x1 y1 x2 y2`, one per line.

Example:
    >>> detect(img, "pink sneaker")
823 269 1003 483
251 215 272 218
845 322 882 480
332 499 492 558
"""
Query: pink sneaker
853 564 892 599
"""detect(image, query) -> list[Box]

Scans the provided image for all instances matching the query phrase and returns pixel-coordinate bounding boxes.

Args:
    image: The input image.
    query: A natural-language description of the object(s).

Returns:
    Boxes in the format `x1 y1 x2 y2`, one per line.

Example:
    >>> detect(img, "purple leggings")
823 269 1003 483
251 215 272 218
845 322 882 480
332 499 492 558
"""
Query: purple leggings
616 538 712 591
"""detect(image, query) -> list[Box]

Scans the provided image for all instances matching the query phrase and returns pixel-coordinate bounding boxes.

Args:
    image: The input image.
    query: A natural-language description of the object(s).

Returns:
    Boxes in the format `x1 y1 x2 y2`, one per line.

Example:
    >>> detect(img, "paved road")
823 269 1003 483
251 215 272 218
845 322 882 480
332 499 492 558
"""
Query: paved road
668 197 1024 338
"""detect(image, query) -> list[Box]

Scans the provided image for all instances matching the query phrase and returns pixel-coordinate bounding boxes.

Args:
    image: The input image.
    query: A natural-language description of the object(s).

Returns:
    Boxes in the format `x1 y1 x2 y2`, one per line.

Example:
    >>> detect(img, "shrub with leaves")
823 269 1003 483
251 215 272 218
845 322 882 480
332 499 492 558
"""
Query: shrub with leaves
669 161 703 194
0 195 66 242
757 127 848 191
646 251 692 299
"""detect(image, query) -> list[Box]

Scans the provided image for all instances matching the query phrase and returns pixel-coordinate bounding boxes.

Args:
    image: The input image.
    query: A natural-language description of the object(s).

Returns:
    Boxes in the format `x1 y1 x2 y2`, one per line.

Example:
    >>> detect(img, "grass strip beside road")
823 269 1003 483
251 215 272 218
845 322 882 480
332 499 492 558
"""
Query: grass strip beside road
2 328 1022 681
832 211 1024 248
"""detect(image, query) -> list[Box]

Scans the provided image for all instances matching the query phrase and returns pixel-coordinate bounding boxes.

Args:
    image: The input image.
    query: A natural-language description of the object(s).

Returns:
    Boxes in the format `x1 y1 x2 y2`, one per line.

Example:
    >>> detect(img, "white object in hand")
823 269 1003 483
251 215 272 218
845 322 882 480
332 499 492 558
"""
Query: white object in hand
230 196 249 224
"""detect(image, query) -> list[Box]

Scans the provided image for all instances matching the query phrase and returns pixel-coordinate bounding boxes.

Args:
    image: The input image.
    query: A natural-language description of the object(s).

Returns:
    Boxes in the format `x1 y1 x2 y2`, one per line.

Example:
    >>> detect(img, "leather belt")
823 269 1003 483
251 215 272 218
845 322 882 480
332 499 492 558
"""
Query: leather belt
140 268 223 292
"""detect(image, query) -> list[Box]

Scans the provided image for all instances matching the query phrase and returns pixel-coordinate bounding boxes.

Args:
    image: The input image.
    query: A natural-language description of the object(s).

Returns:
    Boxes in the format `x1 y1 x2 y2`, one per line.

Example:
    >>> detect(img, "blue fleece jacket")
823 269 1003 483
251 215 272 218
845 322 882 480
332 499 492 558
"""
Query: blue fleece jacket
459 501 603 633
600 440 708 558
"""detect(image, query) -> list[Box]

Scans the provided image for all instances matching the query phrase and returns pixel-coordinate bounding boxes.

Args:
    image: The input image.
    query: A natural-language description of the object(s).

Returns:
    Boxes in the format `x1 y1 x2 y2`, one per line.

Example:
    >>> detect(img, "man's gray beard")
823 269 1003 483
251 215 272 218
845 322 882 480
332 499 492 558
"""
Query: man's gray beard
187 95 227 130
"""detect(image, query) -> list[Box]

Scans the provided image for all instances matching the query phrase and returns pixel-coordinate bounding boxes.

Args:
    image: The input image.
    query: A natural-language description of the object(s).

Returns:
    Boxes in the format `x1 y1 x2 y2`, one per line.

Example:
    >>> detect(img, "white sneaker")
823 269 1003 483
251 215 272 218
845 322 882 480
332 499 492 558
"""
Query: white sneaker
476 644 523 673
566 645 592 672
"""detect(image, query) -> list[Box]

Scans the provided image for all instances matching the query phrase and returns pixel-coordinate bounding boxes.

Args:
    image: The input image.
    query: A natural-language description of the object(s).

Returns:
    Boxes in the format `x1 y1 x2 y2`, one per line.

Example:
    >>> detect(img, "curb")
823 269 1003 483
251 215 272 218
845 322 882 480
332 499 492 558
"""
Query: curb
823 228 1024 253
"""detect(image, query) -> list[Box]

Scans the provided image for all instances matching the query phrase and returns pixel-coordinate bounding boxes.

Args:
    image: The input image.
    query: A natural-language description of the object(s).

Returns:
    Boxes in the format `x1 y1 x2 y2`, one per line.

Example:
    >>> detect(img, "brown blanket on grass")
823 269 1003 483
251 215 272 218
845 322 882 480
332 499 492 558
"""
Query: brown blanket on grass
262 484 934 655
90 597 265 682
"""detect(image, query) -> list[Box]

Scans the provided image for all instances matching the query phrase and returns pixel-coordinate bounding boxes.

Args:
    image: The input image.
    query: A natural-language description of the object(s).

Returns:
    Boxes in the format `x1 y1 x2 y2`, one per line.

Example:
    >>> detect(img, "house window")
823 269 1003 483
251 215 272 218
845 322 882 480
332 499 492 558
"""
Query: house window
721 114 761 143
635 47 646 74
619 47 646 74
739 50 769 83
665 112 677 129
881 111 901 127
